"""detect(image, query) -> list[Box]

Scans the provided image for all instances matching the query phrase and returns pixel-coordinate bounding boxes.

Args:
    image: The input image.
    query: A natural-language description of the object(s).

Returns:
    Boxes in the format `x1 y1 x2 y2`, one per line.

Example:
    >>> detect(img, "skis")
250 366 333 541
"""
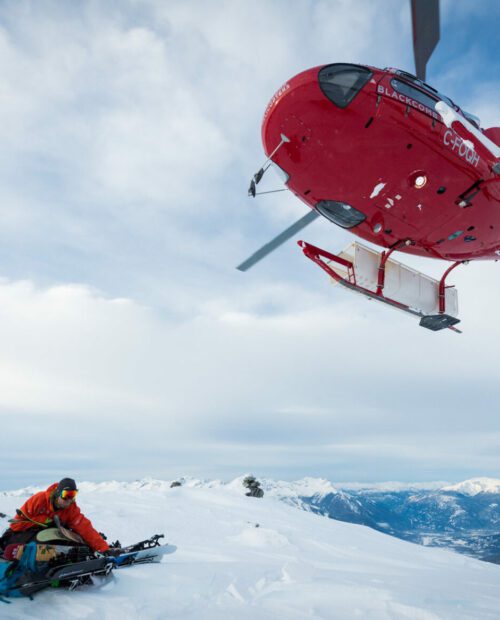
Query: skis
113 543 176 567
109 534 176 567
14 557 114 596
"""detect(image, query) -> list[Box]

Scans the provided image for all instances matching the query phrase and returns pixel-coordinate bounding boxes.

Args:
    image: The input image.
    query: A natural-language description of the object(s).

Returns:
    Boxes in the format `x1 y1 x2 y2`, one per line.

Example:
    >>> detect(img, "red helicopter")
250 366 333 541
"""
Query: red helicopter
238 0 500 332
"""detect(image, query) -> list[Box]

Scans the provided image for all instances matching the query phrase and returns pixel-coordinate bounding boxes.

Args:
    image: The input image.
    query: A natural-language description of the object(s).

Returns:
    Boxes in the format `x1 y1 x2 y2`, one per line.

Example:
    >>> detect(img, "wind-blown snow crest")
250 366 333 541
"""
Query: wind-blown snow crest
2 479 500 619
442 477 500 496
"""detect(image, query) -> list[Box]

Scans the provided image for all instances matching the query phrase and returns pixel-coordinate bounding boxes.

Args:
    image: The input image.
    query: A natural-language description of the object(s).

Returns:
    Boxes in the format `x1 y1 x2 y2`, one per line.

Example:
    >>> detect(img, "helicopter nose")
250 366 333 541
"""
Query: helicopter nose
261 68 318 160
263 108 313 168
280 114 312 147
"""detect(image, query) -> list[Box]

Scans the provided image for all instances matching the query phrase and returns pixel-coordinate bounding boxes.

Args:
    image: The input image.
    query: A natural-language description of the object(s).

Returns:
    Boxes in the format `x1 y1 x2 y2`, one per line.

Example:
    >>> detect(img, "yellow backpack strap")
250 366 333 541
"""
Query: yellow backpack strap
9 508 50 528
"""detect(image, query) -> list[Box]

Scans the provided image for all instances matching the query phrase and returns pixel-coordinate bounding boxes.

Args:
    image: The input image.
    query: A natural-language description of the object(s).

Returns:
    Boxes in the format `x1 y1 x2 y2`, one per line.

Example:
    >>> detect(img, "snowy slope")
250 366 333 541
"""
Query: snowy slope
2 480 500 619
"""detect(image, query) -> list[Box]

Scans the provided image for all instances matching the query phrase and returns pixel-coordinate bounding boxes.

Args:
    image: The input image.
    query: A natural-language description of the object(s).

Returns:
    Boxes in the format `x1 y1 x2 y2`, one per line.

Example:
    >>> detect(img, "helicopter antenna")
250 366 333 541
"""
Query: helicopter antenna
411 0 440 81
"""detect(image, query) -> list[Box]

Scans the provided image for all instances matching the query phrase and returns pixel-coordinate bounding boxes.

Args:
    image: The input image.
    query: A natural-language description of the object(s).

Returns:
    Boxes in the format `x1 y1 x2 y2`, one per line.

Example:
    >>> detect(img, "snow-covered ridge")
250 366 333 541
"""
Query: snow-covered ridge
1 475 339 499
442 477 500 496
332 480 448 492
261 476 338 497
0 477 225 497
5 475 499 497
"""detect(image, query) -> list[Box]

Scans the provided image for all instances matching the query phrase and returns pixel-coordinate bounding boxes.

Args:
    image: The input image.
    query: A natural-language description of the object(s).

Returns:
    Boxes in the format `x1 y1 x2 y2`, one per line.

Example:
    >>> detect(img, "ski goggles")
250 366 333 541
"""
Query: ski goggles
60 489 78 501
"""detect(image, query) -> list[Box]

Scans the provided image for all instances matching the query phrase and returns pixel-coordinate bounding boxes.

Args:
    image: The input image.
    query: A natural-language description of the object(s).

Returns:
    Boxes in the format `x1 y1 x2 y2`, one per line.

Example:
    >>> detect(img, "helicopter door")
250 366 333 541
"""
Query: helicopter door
376 74 442 132
369 74 462 233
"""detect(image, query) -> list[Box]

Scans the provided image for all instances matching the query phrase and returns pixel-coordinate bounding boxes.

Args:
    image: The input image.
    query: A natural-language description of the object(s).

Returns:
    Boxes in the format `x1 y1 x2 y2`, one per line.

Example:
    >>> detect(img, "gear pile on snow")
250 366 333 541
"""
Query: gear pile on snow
0 530 175 603
243 476 264 498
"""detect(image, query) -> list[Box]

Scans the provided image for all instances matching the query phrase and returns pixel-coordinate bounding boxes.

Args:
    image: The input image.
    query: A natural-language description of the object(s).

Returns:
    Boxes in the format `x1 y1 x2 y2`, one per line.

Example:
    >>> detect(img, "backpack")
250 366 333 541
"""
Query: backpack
0 542 42 601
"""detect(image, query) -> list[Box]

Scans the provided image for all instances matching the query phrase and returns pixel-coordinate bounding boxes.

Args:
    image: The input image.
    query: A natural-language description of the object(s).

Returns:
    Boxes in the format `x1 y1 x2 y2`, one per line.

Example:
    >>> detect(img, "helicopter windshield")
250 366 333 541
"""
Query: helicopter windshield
318 64 372 109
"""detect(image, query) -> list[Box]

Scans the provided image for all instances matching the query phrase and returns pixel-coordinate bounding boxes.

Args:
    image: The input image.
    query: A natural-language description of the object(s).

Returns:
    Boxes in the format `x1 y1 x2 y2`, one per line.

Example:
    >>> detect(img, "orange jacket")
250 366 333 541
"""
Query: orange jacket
9 483 109 552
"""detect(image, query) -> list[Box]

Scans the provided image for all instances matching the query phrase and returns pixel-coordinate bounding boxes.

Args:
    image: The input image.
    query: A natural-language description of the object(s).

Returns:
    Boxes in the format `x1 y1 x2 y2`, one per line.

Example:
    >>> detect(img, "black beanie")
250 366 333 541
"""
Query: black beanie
56 478 78 496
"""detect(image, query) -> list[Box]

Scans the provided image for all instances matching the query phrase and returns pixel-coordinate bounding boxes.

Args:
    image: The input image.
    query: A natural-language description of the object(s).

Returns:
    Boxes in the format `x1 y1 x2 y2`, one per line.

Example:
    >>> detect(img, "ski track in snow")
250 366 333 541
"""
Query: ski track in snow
1 482 500 619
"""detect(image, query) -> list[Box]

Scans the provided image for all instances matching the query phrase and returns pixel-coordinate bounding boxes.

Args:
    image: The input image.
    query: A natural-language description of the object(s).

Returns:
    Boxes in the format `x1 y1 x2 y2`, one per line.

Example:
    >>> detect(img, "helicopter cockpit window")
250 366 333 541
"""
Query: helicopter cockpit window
318 64 372 109
391 79 439 113
316 200 366 229
394 71 456 109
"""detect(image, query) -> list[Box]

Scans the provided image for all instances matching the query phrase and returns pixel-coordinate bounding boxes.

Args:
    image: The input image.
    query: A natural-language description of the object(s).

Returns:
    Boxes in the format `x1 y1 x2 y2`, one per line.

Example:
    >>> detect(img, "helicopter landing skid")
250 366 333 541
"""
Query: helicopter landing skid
298 240 462 333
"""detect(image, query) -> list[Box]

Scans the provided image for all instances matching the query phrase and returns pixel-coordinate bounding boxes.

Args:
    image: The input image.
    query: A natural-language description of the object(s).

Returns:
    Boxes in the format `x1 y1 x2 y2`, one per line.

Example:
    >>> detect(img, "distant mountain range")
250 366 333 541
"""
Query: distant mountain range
261 477 500 563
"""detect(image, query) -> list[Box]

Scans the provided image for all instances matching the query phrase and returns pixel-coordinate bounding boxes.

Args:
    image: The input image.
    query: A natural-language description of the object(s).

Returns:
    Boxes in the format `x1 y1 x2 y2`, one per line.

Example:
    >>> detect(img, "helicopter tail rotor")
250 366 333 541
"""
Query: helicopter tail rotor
411 0 440 81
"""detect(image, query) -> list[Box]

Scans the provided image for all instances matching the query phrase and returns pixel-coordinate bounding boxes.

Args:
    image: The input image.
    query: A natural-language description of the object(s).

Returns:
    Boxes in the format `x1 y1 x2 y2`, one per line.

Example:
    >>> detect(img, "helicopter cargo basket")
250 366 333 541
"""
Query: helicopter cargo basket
298 240 462 332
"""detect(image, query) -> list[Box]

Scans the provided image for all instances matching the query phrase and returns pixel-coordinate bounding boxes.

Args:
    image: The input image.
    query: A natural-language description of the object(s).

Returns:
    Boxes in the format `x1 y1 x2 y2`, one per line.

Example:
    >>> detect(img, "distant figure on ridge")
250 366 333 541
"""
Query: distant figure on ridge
243 476 264 498
0 477 110 554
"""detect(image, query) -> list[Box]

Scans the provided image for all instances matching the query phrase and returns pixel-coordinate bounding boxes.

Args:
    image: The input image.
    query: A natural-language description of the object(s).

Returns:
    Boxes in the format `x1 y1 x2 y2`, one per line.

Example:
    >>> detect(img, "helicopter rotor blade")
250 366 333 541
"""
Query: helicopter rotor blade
411 0 440 81
237 210 319 272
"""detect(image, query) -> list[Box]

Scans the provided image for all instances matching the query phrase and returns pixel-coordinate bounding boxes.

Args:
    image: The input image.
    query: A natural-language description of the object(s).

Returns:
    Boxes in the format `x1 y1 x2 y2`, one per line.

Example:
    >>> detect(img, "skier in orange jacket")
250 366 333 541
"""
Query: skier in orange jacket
0 478 109 553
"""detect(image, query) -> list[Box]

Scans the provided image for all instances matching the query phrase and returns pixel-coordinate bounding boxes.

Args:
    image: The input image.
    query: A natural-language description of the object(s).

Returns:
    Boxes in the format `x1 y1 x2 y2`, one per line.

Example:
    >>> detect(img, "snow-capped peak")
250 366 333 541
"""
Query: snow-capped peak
262 477 338 498
442 477 500 496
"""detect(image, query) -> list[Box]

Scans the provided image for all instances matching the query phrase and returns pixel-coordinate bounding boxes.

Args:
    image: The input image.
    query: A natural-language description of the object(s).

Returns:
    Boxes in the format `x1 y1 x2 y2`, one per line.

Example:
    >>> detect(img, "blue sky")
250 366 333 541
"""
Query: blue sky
0 0 499 490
